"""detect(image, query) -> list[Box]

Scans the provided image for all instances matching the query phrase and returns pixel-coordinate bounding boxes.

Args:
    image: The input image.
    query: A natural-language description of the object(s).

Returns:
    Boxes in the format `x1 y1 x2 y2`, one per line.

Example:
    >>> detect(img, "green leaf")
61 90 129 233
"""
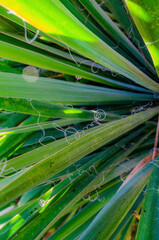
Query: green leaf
0 97 100 121
126 0 159 76
136 157 159 239
0 115 47 159
79 0 152 72
0 107 158 208
3 122 146 177
103 0 153 64
0 0 159 91
44 183 120 240
78 163 153 240
0 119 84 136
108 192 143 240
0 32 139 89
0 72 154 103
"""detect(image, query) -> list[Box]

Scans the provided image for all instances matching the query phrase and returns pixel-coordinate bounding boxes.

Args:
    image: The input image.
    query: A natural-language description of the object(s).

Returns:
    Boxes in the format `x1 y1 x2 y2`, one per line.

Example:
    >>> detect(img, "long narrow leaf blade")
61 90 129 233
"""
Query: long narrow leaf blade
0 0 159 91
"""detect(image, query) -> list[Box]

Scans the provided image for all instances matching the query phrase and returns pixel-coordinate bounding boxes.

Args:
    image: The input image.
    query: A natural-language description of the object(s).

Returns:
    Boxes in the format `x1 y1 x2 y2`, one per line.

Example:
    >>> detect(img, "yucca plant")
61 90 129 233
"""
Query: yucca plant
0 0 158 239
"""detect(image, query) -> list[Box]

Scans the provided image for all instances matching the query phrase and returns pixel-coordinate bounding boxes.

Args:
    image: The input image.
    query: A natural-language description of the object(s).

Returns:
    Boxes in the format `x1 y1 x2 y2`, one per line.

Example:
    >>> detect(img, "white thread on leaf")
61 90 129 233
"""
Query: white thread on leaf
0 158 18 177
58 35 81 67
39 199 49 207
66 170 74 183
75 76 82 81
28 99 56 146
0 158 7 177
23 19 39 44
94 109 107 121
91 62 99 73
99 1 105 6
89 164 98 175
146 39 159 45
58 35 105 75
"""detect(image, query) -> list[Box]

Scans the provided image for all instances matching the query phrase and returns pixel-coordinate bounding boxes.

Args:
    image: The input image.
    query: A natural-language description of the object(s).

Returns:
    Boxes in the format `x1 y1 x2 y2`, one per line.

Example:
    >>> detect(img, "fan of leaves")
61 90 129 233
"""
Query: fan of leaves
0 0 159 239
